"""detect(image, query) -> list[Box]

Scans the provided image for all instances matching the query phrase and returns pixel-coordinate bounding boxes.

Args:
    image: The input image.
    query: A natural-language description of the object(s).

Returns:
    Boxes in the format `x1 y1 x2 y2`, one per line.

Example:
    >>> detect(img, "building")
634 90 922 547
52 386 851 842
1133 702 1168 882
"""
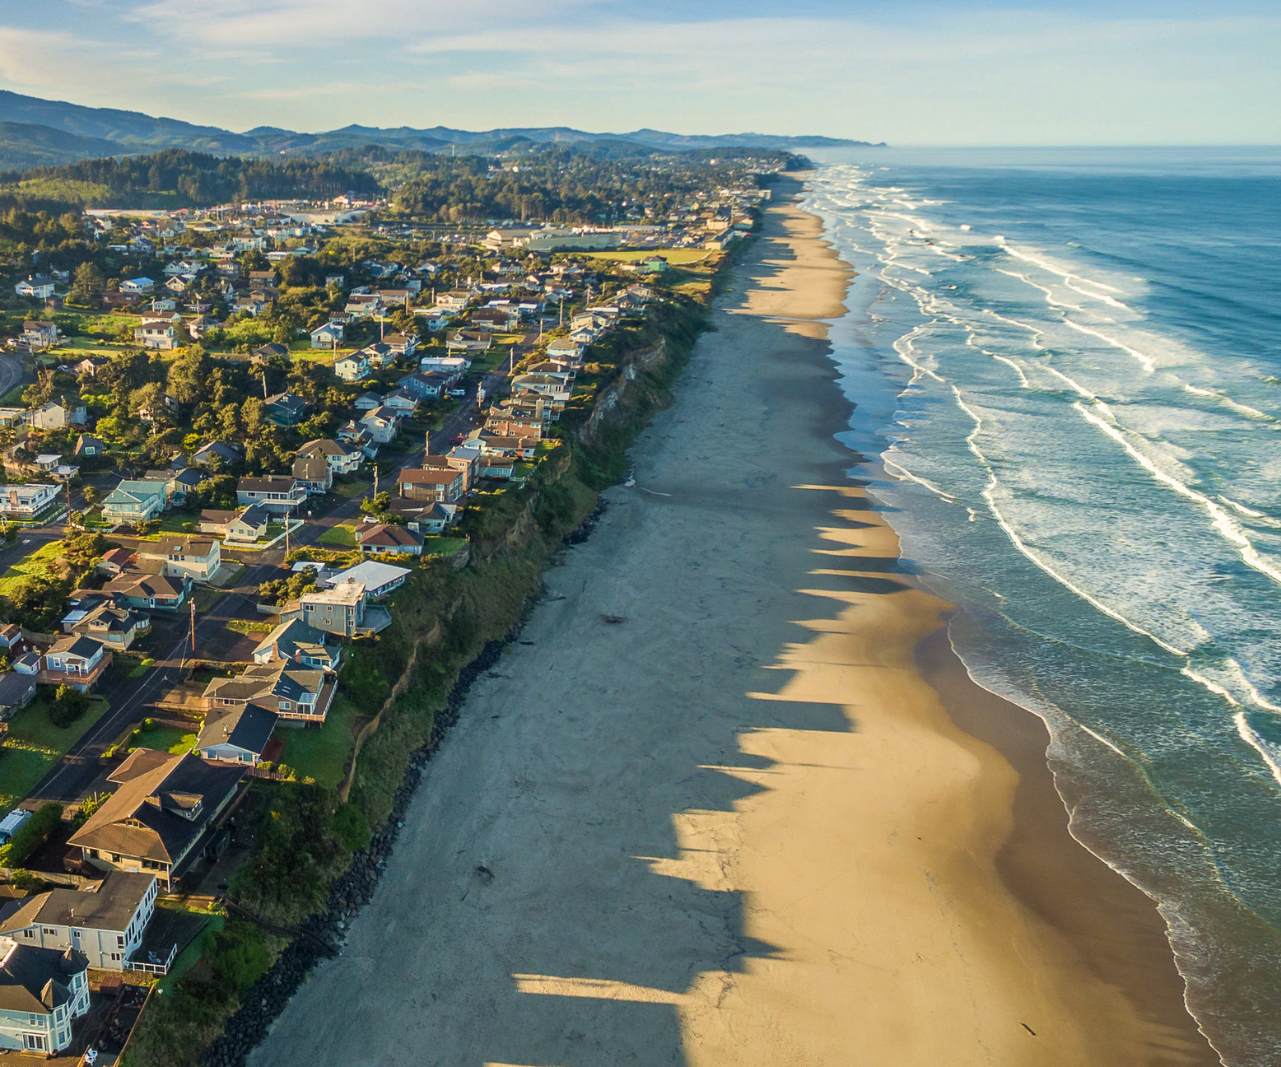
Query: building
39 635 110 692
358 407 401 445
190 441 239 469
300 582 387 638
138 539 222 583
398 467 465 504
74 434 106 458
20 321 59 350
358 523 424 557
0 483 59 520
66 749 245 888
237 476 306 516
251 617 340 672
28 400 85 431
100 480 167 524
103 570 192 612
0 872 159 972
196 703 279 764
263 391 308 427
13 275 55 299
333 351 369 381
0 939 90 1054
297 438 362 475
310 322 344 348
199 504 270 542
118 277 155 294
0 673 36 720
203 663 331 723
291 454 332 496
326 560 410 600
61 596 150 652
134 318 176 350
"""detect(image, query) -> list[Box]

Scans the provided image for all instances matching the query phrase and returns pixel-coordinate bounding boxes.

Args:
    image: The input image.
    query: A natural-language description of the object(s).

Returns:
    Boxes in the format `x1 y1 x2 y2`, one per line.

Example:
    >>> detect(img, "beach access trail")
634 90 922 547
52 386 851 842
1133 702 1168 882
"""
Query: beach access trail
250 180 1212 1066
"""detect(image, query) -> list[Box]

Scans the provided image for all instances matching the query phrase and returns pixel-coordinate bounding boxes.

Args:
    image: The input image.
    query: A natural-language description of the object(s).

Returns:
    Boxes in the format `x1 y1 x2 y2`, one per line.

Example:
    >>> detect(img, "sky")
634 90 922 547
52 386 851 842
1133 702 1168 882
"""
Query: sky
0 0 1277 145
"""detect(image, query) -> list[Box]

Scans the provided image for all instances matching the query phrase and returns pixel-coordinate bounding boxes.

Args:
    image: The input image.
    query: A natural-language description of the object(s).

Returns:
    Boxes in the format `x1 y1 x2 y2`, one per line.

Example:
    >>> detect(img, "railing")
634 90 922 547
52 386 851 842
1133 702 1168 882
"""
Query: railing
124 943 176 976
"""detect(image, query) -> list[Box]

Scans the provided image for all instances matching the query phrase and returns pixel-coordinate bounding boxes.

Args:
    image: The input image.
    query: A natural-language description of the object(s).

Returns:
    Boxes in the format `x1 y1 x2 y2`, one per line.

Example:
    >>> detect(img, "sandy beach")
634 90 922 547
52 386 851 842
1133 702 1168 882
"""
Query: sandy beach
250 179 1214 1066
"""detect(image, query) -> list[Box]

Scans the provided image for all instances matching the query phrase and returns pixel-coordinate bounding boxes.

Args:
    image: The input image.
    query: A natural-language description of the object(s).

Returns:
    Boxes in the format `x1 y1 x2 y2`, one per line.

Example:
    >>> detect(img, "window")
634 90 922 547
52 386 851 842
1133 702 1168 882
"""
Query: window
117 935 125 948
110 952 121 961
23 1034 45 1051
22 929 34 939
43 927 56 935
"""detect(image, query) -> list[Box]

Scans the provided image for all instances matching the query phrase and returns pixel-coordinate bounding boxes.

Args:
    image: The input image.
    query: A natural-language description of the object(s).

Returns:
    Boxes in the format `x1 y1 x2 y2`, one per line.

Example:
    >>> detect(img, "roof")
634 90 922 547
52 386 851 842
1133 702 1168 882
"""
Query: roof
327 560 410 592
0 672 35 706
0 941 88 1015
398 468 460 485
292 454 329 482
238 503 272 527
253 617 335 666
197 702 278 757
101 547 135 566
298 438 355 458
104 569 187 601
359 524 423 548
239 475 297 492
50 634 104 660
0 872 153 937
67 751 244 866
151 538 216 557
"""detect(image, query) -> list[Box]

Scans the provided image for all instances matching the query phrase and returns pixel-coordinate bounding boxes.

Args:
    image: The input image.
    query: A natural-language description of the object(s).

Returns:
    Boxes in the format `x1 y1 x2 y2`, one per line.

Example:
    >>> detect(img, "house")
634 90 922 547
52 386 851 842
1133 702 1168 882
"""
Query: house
446 329 493 353
333 351 369 382
247 270 278 289
74 434 106 458
29 400 86 430
545 338 584 365
383 330 418 356
353 391 384 412
325 560 410 600
358 407 401 445
382 388 419 414
429 443 483 492
103 570 192 612
0 483 59 519
297 438 362 475
96 547 135 577
196 703 279 764
361 342 395 369
398 371 446 400
0 938 90 1054
0 408 25 428
14 275 56 299
66 749 246 888
418 355 471 377
251 617 340 672
358 523 424 557
0 872 159 972
237 476 306 515
310 322 344 348
62 597 150 651
118 277 155 294
135 317 177 350
291 453 333 495
199 504 270 543
299 582 386 638
263 391 308 427
190 440 239 469
0 672 37 719
100 480 167 524
398 467 465 504
203 663 331 723
389 499 455 533
251 342 290 365
20 320 59 349
139 539 222 583
435 290 471 312
39 635 110 692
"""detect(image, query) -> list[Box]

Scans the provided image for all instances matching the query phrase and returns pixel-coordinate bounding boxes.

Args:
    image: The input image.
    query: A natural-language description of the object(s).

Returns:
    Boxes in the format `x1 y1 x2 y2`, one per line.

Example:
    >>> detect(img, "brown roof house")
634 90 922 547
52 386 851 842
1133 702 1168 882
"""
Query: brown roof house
66 749 246 888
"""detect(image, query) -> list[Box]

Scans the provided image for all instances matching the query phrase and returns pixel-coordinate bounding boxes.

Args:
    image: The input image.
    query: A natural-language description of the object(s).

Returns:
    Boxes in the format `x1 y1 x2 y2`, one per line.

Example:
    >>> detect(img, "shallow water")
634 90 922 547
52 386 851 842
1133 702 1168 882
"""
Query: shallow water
805 145 1281 1066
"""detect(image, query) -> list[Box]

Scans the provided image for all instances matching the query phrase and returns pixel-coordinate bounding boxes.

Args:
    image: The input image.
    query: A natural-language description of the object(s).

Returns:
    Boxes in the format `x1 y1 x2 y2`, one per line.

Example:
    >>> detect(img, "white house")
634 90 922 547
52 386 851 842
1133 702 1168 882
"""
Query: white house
0 938 90 1054
0 873 159 972
13 275 55 299
358 406 401 445
0 483 60 519
298 438 362 475
325 559 410 600
119 277 156 294
135 318 177 350
100 480 167 524
333 351 369 381
310 322 345 348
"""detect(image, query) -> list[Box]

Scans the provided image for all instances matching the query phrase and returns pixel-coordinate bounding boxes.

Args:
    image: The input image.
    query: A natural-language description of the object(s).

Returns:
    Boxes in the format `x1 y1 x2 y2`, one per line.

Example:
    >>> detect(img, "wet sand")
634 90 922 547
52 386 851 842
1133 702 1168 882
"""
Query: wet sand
249 179 1214 1067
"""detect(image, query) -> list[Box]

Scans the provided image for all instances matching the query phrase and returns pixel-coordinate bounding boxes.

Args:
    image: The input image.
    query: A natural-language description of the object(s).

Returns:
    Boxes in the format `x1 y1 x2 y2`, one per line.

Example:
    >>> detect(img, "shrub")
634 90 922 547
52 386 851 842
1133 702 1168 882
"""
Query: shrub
49 685 89 727
0 802 64 867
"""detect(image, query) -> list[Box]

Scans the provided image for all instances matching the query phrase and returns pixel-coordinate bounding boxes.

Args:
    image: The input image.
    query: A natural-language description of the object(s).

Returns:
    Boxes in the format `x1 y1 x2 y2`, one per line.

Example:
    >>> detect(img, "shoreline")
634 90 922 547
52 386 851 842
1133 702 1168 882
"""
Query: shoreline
246 176 1215 1067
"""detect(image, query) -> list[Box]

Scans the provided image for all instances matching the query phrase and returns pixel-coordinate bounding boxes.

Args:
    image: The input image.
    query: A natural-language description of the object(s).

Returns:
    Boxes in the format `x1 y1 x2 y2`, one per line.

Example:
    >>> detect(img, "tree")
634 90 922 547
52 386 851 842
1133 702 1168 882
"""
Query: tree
50 685 89 727
69 262 105 305
360 491 391 520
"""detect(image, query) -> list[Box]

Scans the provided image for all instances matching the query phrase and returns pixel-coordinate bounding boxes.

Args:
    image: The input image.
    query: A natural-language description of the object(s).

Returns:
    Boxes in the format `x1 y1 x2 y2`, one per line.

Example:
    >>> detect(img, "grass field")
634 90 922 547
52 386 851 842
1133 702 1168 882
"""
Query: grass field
0 695 111 809
127 657 155 679
423 537 467 556
133 724 196 755
585 248 710 265
331 478 371 500
0 541 64 596
226 618 274 635
271 695 363 788
317 522 358 548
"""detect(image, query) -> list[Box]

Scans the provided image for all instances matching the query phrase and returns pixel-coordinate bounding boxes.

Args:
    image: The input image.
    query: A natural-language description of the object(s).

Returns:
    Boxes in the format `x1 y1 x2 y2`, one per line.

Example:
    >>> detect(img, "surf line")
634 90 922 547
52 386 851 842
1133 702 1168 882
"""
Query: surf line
950 385 1188 659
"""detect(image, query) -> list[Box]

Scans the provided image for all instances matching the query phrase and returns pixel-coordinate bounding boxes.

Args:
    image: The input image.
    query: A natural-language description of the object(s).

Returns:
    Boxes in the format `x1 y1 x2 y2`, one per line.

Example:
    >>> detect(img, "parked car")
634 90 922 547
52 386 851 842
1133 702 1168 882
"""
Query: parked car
0 807 32 845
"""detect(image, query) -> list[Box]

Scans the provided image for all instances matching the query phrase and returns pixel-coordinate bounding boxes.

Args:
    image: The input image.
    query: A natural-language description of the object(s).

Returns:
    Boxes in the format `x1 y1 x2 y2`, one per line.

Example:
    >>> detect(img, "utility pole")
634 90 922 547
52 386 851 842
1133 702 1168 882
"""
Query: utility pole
189 598 196 656
262 370 268 399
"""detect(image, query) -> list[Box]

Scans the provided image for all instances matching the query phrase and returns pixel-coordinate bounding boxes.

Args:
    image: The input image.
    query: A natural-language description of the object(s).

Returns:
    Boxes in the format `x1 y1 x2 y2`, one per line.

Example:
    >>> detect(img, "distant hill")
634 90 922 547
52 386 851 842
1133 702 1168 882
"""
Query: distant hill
0 120 125 171
0 89 883 165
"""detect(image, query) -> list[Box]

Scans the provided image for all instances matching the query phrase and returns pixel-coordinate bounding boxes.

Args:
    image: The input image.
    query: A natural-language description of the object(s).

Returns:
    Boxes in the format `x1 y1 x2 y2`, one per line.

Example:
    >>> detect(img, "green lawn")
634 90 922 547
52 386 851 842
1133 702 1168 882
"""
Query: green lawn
331 479 371 500
317 522 357 548
423 537 467 556
272 695 362 789
158 513 201 534
0 384 25 405
0 695 111 809
0 541 65 596
132 724 196 755
585 247 711 265
192 587 222 611
226 618 274 635
159 912 224 992
127 657 155 679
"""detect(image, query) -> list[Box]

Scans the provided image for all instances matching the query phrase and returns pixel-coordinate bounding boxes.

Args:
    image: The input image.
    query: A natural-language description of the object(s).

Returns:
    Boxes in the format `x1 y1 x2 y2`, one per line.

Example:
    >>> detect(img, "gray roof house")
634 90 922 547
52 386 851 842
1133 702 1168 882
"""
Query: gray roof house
196 703 279 765
0 940 90 1054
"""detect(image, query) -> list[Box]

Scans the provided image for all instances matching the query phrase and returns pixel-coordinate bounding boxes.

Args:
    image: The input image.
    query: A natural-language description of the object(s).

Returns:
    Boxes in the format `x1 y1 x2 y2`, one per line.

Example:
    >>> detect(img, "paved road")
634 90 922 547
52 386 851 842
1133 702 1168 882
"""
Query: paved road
0 352 23 401
23 361 510 808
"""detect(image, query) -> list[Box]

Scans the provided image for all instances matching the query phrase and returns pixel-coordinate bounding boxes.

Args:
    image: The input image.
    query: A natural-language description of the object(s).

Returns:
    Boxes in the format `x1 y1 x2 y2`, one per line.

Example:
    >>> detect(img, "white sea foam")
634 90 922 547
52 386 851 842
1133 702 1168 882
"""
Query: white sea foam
882 458 958 503
1062 319 1156 372
1233 711 1281 789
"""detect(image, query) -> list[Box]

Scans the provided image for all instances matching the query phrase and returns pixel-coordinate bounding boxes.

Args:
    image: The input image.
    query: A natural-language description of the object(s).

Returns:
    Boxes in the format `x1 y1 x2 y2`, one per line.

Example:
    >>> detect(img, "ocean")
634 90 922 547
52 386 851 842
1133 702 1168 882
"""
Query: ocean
803 146 1281 1066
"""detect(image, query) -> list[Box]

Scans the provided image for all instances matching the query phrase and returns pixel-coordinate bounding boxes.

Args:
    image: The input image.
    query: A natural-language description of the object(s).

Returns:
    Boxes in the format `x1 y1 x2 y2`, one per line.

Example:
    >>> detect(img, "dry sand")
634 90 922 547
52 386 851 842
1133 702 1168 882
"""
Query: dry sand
251 181 1214 1067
